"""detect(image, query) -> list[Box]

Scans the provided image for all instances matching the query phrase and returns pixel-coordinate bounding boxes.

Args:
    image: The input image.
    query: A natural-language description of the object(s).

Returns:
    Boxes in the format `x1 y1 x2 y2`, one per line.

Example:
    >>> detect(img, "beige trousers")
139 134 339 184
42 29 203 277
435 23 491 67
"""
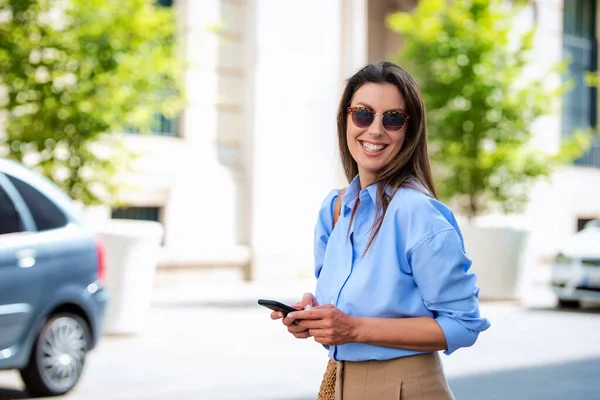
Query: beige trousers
334 353 455 400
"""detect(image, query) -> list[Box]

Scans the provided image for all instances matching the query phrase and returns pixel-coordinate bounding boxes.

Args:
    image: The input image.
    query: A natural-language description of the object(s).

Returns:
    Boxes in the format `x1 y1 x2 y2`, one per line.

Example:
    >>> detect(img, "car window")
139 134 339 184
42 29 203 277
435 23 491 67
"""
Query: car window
0 184 23 235
584 220 600 229
6 175 68 231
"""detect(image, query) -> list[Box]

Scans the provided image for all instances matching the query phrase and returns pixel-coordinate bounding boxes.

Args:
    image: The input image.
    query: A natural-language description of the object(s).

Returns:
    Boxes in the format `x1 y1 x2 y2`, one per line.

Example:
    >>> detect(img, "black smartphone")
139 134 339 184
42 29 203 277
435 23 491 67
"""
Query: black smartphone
257 299 299 315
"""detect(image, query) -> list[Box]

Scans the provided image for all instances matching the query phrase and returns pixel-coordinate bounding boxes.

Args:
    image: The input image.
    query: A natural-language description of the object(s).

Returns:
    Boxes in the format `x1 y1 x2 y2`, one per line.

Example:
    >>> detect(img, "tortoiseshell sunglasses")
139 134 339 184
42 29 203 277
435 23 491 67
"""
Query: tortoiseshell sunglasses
347 107 410 131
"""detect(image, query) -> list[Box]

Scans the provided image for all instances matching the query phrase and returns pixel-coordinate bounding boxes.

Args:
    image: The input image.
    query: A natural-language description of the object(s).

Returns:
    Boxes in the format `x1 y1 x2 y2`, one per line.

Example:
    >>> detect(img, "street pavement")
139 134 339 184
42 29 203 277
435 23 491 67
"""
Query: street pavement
1 269 599 399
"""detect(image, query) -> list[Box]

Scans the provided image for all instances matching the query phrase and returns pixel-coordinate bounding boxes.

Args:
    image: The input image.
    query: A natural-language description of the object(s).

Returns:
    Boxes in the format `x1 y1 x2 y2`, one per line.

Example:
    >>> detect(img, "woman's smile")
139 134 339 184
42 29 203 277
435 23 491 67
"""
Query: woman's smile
359 140 389 155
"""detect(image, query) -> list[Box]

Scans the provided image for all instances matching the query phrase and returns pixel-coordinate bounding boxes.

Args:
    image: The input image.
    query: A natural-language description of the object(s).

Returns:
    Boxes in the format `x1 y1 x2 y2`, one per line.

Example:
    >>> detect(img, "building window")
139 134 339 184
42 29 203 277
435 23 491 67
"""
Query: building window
562 0 599 167
125 114 178 137
154 114 177 136
125 0 178 137
577 217 596 231
111 207 161 222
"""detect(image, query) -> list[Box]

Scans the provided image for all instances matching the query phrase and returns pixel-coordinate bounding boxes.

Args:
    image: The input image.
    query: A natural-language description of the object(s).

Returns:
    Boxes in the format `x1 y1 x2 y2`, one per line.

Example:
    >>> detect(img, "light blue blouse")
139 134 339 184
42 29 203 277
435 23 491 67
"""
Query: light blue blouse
314 175 490 362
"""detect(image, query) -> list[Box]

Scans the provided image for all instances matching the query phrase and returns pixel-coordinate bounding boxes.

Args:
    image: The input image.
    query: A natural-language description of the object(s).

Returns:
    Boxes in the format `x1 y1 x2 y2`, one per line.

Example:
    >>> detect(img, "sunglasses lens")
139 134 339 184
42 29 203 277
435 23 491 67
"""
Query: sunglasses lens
383 113 406 131
351 109 374 128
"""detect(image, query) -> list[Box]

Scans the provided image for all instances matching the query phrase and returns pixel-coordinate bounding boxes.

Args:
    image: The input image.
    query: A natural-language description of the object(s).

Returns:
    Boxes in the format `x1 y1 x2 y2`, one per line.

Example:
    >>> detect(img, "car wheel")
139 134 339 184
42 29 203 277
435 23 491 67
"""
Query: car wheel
558 299 581 309
20 313 90 397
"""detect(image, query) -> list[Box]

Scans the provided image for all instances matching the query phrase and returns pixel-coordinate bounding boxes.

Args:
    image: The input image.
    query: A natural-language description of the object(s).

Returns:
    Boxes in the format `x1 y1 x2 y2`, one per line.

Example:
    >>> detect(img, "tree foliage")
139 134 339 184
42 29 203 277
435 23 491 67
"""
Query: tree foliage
0 0 181 205
388 0 589 220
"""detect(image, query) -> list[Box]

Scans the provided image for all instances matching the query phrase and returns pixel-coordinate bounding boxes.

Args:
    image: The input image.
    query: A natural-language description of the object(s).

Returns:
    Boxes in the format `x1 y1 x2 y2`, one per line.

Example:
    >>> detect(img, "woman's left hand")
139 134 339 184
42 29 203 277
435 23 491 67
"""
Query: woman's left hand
287 305 358 346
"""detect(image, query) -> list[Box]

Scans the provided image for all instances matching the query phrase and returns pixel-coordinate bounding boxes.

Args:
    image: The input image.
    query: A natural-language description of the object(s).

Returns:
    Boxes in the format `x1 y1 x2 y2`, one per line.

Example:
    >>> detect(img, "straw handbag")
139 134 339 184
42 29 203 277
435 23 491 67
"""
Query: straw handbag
317 359 338 400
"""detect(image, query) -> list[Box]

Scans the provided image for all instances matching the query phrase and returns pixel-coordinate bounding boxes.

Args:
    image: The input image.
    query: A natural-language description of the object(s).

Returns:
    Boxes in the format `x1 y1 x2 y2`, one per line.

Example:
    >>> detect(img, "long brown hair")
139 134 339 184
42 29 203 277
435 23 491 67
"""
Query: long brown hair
337 61 437 254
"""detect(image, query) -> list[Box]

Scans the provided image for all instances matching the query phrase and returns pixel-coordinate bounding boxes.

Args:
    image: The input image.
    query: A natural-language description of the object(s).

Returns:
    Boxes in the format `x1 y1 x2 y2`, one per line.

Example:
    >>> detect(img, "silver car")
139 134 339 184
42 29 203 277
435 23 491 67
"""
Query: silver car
551 219 600 308
0 158 108 396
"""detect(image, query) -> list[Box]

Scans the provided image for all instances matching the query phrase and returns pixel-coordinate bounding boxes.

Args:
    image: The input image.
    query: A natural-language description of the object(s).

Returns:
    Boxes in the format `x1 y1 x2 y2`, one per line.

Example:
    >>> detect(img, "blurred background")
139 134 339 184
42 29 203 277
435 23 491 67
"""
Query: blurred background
1 0 600 399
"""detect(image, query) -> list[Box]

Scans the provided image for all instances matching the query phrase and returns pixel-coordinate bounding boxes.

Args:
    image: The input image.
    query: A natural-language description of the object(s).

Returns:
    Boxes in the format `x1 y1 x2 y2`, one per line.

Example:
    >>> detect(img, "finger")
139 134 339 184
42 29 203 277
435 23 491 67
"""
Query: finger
301 293 316 310
282 315 297 327
270 311 284 320
313 335 334 346
311 304 335 310
296 319 330 329
293 331 311 339
308 328 332 337
293 304 334 318
288 324 309 335
288 308 332 321
291 302 303 309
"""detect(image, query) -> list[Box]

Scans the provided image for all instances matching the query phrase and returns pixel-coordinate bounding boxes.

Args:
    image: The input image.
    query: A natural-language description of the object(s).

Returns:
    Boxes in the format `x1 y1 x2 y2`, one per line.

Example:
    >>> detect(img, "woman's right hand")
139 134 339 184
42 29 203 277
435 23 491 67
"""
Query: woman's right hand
270 293 318 338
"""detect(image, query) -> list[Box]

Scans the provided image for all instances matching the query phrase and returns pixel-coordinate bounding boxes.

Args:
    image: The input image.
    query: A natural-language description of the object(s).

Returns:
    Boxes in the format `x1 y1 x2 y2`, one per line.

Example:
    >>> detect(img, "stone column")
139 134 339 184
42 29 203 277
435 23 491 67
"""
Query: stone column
161 0 248 268
248 0 346 280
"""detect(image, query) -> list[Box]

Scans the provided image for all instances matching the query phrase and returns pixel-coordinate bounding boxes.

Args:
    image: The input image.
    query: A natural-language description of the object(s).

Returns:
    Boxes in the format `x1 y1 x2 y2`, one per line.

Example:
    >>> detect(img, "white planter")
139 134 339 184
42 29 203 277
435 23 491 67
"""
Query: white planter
98 219 164 335
460 224 530 300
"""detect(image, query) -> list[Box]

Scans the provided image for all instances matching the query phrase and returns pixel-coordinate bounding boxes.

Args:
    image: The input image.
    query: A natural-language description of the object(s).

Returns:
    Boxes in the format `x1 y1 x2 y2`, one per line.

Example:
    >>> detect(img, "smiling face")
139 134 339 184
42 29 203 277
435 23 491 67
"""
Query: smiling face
346 82 407 188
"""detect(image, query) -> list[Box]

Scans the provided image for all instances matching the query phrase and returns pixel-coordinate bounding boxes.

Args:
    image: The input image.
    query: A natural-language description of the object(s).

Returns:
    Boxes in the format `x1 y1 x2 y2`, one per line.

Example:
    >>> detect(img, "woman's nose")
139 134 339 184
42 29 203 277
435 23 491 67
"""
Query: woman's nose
367 114 384 136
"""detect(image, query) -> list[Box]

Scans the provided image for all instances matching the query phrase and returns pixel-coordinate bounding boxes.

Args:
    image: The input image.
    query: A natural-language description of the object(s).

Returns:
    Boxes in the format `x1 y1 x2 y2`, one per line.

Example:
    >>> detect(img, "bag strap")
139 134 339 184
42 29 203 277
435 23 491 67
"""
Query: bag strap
333 188 347 228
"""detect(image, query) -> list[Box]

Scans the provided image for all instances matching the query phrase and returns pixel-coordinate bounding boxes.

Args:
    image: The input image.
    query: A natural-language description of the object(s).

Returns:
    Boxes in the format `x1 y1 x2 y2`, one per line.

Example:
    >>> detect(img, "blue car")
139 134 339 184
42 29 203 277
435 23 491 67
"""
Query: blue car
0 158 108 397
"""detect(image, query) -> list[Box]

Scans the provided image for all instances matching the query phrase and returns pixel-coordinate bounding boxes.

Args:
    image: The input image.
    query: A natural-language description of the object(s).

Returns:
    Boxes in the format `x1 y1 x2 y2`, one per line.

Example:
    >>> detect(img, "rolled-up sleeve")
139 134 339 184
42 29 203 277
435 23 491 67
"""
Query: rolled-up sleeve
314 190 340 279
408 228 491 355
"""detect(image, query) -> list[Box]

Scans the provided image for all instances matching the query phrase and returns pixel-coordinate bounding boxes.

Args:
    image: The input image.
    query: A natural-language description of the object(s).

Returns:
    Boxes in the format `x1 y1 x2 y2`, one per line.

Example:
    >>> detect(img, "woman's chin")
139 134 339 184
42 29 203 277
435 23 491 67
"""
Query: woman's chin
358 159 386 172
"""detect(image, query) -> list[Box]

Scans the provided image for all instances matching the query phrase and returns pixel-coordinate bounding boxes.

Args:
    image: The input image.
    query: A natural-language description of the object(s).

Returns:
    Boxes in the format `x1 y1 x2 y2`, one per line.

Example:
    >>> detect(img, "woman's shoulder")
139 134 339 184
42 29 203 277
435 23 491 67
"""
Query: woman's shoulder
319 188 343 211
315 188 344 231
389 184 448 213
388 185 460 239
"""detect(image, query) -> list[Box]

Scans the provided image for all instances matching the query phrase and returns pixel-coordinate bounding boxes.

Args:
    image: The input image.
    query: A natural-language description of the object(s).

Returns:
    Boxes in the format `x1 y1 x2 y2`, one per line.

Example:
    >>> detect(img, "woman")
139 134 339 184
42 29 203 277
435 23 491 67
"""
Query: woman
270 61 490 399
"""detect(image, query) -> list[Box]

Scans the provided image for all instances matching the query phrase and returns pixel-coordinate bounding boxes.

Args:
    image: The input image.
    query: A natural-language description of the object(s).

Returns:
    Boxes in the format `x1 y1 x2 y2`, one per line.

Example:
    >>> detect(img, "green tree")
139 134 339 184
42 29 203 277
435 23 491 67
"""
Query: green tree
388 0 589 221
0 0 182 205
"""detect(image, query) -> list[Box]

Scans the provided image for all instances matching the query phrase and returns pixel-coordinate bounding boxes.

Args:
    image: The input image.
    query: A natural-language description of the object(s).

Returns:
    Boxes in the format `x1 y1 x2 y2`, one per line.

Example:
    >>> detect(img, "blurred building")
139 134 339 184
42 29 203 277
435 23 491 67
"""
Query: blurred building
107 0 599 279
504 0 600 265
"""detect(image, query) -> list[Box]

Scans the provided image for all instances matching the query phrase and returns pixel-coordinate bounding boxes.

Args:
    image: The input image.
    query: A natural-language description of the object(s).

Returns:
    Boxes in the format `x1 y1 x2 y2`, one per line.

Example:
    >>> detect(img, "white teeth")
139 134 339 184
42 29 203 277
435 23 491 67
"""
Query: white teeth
361 142 386 152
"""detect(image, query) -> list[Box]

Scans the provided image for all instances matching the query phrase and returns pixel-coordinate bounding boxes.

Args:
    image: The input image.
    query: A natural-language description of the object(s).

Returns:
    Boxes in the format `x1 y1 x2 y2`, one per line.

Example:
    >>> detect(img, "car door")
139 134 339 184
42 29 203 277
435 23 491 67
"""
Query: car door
0 173 42 358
